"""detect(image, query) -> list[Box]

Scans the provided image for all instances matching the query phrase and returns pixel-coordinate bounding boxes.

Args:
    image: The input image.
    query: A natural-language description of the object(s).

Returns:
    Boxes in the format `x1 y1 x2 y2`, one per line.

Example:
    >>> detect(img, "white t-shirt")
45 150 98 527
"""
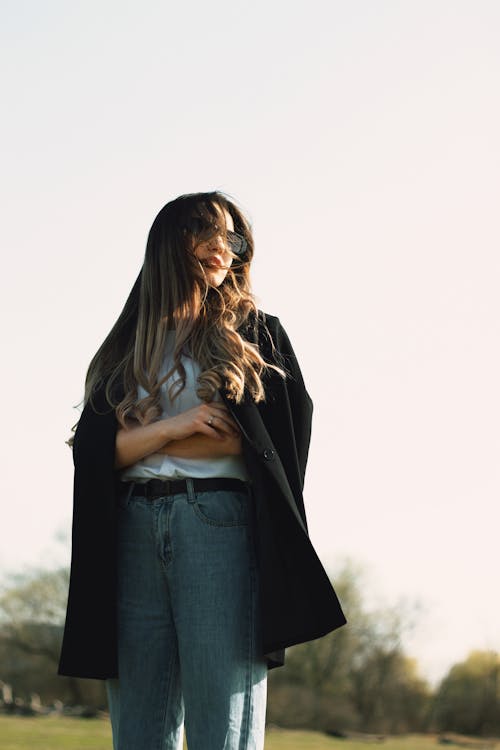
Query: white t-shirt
120 331 250 484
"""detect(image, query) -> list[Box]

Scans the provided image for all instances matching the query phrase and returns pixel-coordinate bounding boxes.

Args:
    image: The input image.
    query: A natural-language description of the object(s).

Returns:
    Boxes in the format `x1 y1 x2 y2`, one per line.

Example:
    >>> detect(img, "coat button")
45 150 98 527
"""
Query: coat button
263 448 275 460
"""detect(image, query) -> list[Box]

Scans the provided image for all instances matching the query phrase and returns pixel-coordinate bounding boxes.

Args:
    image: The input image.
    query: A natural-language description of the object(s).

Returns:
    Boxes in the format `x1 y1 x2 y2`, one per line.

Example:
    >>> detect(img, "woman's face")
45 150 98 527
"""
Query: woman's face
192 204 235 287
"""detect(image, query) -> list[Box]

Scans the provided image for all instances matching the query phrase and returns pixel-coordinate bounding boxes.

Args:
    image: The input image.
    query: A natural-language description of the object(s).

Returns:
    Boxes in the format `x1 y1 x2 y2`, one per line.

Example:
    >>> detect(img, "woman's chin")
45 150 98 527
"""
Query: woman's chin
205 270 227 287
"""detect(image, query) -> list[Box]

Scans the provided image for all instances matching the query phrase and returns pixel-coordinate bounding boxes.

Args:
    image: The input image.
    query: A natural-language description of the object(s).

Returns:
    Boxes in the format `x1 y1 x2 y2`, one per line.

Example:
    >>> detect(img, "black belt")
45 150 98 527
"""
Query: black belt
123 477 249 500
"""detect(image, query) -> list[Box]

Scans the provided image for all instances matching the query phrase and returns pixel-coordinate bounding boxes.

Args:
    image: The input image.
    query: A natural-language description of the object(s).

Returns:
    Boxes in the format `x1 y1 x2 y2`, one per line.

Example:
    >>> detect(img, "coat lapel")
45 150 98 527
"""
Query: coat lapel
218 389 309 536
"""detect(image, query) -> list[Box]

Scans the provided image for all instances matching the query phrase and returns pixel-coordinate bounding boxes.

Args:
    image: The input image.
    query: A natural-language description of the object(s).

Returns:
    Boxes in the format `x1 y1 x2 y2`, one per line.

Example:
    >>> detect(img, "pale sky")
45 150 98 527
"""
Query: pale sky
1 0 499 687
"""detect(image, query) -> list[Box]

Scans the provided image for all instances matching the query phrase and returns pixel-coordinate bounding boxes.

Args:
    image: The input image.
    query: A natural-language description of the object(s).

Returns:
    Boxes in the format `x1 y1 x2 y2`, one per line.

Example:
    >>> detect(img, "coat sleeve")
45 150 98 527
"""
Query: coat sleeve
58 381 121 678
72 383 118 473
274 318 314 494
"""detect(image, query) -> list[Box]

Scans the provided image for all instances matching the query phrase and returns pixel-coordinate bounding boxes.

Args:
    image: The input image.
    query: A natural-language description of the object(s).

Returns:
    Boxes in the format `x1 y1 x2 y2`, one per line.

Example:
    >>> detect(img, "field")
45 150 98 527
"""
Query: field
0 717 452 750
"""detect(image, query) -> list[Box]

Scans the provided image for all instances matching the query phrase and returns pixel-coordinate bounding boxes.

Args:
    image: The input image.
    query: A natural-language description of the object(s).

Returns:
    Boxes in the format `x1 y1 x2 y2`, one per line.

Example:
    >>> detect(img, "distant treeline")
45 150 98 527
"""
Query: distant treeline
0 563 498 736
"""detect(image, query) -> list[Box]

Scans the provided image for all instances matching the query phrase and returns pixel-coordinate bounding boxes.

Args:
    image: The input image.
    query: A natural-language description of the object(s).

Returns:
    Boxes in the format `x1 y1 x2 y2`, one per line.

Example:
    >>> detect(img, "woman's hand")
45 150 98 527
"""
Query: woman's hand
164 401 241 442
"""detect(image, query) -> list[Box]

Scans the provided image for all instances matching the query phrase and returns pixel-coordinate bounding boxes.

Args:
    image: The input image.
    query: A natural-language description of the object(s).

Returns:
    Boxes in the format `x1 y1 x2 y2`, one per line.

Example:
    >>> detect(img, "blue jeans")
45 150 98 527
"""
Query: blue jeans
106 477 268 750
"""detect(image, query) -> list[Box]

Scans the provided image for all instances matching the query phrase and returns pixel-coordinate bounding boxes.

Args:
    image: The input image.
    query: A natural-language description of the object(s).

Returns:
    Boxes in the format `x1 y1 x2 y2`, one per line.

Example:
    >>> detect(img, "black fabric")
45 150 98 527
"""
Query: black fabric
125 477 248 499
58 310 346 680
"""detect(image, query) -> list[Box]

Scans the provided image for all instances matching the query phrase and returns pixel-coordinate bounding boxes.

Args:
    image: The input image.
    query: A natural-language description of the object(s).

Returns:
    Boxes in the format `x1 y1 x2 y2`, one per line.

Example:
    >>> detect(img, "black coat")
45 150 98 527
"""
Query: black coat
58 310 346 679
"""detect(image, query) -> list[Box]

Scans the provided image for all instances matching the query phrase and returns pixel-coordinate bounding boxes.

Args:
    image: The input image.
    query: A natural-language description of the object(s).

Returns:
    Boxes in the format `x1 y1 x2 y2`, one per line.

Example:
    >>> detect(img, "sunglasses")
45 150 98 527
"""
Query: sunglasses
182 218 248 258
226 230 248 257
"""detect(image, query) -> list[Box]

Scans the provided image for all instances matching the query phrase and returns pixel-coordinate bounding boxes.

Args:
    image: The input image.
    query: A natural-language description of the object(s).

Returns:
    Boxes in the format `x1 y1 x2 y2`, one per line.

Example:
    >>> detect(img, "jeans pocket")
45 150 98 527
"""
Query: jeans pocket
192 489 250 527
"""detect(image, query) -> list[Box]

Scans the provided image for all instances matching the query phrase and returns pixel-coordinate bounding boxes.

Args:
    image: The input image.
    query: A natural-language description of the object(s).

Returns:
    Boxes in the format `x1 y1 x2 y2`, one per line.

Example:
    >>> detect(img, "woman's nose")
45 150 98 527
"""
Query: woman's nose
209 234 228 252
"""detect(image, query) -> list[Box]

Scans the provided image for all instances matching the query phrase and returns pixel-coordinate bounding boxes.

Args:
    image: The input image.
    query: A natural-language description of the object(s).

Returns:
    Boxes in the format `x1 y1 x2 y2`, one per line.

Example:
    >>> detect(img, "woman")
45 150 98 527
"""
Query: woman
58 191 346 750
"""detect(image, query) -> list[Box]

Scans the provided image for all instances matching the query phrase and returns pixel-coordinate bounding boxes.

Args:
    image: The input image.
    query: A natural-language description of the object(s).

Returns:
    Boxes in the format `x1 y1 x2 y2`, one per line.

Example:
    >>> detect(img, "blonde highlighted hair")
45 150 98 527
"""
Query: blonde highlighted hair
67 191 287 445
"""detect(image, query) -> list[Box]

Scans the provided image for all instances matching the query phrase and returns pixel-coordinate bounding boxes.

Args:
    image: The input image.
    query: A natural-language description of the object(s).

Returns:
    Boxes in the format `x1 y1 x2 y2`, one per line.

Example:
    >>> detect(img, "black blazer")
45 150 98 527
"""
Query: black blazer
58 310 346 679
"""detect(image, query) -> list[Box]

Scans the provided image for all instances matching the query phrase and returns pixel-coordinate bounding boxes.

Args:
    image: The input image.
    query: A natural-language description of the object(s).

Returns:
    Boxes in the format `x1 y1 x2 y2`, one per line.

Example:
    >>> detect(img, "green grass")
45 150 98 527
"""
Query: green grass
0 715 112 750
0 716 447 750
266 734 440 750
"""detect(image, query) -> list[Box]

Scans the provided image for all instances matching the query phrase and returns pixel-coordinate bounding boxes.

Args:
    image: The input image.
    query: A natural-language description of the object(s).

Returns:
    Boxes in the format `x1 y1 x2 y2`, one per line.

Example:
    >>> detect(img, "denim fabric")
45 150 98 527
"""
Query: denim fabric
105 477 268 750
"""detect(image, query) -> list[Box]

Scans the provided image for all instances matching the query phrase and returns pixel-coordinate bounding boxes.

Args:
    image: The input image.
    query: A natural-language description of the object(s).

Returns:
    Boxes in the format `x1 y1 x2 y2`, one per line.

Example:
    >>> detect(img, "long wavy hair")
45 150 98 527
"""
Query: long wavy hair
67 191 287 445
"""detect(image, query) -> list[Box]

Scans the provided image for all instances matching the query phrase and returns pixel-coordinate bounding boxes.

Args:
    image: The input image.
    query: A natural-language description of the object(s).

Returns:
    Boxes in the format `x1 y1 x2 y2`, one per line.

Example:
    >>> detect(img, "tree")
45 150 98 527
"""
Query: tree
0 567 69 661
432 650 500 736
267 560 367 730
267 559 432 733
0 566 106 707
